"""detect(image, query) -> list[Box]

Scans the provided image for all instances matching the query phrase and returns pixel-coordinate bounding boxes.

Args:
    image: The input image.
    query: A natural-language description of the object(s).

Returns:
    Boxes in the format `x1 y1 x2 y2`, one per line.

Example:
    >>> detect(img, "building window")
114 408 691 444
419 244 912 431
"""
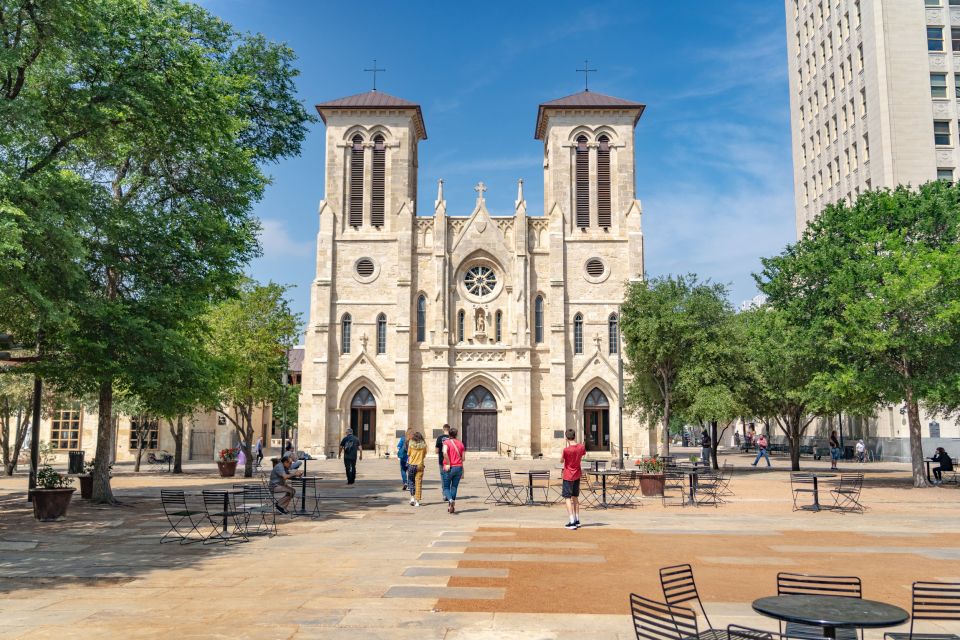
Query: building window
935 120 951 146
464 265 497 297
857 44 864 71
929 27 945 52
955 74 960 98
349 135 364 227
859 88 867 116
341 313 352 354
932 73 948 98
416 295 426 343
575 135 589 228
494 310 502 343
50 407 81 449
953 27 960 52
597 135 611 228
863 134 870 162
371 135 385 228
952 0 960 6
457 310 465 343
534 295 544 344
376 313 387 354
937 168 954 183
573 313 583 354
129 416 159 450
927 0 942 6
608 313 619 355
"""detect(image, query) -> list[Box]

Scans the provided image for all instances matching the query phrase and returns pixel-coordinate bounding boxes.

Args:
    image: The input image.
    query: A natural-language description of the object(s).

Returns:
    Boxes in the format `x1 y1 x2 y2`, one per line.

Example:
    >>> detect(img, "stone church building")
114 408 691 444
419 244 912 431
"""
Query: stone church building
298 88 657 459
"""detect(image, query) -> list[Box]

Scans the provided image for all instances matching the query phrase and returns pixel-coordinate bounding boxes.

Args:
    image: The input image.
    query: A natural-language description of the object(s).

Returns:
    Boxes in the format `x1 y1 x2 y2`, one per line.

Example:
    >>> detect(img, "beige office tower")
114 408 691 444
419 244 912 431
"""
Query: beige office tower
785 0 957 458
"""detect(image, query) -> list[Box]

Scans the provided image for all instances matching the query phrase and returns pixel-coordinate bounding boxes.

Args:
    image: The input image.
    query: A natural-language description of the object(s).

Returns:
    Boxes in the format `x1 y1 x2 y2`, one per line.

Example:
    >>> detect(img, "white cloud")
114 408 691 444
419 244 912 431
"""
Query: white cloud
258 218 313 259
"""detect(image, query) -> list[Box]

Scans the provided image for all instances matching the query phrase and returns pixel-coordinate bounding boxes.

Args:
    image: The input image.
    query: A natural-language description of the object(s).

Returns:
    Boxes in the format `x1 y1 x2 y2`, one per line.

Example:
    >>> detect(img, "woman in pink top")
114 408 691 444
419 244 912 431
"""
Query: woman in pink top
442 427 466 514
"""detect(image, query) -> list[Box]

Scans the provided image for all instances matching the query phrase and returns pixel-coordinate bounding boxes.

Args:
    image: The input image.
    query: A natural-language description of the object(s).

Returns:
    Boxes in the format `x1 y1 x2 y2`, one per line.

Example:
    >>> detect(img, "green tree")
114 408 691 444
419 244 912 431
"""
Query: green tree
758 181 960 486
206 282 300 478
0 371 36 475
0 0 312 502
621 275 734 458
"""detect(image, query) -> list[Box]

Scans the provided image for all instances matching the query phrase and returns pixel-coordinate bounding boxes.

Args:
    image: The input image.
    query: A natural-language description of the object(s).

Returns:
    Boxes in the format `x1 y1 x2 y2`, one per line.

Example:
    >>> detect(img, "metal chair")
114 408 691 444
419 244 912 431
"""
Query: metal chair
630 593 699 640
528 470 556 504
777 572 862 640
694 471 723 507
201 489 249 546
790 473 817 511
610 470 642 506
660 564 726 640
485 469 524 505
662 468 688 507
148 451 172 473
727 624 792 640
884 581 960 640
159 490 208 545
830 473 864 513
578 470 602 508
238 486 278 536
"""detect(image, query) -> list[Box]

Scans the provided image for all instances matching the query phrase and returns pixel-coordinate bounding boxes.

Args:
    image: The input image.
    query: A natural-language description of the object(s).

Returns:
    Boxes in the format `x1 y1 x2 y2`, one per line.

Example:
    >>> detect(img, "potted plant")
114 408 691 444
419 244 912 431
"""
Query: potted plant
78 459 112 499
217 448 238 477
636 456 666 496
31 465 76 521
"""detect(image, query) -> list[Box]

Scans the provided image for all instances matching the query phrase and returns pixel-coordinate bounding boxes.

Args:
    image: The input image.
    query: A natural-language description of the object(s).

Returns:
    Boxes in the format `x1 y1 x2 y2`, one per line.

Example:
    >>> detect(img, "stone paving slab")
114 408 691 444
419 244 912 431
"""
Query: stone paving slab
419 551 605 563
403 567 510 578
384 586 506 599
430 540 598 549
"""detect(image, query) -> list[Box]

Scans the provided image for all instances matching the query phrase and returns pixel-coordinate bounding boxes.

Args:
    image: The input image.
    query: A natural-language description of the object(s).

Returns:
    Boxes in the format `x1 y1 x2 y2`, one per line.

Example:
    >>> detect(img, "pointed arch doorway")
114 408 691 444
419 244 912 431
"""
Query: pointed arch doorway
350 387 376 450
583 388 610 452
461 386 497 452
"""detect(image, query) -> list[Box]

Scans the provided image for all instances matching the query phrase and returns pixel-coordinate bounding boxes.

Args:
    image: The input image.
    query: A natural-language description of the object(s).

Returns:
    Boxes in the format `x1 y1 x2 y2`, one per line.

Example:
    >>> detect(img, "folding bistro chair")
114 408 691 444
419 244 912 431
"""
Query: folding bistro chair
777 572 863 640
694 471 723 507
160 489 208 545
662 468 688 507
238 485 278 536
884 581 960 640
790 473 817 511
201 489 249 546
727 624 794 640
529 470 555 504
829 473 864 513
609 470 641 506
630 593 700 640
578 468 602 508
660 564 726 640
484 469 524 505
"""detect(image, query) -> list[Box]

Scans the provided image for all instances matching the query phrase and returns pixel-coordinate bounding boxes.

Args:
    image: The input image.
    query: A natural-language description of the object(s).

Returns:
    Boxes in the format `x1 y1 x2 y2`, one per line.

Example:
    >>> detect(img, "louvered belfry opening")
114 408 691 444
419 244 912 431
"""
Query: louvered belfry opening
597 135 611 228
349 135 364 227
575 135 589 228
371 135 385 227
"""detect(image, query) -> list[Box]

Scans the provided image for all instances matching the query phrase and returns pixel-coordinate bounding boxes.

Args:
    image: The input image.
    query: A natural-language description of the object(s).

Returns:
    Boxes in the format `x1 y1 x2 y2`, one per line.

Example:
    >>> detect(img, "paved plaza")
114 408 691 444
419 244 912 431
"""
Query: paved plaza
1 451 959 639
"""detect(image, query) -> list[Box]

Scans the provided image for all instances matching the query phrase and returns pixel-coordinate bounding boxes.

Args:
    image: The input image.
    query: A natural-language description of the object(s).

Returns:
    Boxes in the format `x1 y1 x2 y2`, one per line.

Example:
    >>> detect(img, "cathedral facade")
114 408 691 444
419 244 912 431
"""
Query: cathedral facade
298 88 655 459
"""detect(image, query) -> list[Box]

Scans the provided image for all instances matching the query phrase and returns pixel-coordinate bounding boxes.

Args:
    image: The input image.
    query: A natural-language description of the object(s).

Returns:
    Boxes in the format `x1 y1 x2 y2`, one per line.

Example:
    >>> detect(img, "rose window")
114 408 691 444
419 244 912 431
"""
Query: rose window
464 265 497 297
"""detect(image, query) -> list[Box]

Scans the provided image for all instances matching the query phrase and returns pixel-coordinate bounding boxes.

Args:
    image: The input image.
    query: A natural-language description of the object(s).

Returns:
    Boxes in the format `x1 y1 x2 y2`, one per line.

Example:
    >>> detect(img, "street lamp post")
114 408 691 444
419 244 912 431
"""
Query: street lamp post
617 307 624 469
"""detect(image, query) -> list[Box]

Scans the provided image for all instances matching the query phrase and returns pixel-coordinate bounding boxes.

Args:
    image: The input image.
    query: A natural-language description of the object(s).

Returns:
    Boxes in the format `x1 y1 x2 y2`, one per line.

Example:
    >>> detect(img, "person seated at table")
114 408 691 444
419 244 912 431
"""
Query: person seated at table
269 453 302 513
932 447 953 485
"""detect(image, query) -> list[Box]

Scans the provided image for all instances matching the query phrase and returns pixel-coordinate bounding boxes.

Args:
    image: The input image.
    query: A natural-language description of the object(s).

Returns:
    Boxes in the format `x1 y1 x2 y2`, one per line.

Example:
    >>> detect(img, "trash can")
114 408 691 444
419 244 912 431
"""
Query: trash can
68 450 85 474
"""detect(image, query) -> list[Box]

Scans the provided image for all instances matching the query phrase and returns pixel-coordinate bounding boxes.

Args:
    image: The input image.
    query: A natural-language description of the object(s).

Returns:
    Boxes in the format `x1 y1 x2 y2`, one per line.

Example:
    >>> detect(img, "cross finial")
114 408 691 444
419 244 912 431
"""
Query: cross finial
364 59 386 91
576 59 597 91
593 333 603 350
474 182 487 200
360 333 369 350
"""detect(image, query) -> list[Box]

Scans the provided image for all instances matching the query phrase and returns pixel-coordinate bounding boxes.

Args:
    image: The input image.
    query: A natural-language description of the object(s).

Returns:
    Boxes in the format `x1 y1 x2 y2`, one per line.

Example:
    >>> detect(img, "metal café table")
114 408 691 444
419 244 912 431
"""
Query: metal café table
587 469 621 507
292 473 324 517
753 594 908 640
677 465 702 503
924 457 957 483
802 472 837 512
584 459 605 472
201 488 246 544
514 470 549 504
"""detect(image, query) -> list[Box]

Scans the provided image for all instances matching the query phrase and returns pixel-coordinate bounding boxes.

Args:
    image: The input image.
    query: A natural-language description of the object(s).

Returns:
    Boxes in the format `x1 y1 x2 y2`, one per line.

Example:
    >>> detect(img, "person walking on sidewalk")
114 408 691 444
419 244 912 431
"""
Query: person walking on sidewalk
406 431 427 506
560 429 586 530
397 428 411 490
751 433 771 467
338 428 362 485
442 427 466 513
435 423 450 497
829 430 841 470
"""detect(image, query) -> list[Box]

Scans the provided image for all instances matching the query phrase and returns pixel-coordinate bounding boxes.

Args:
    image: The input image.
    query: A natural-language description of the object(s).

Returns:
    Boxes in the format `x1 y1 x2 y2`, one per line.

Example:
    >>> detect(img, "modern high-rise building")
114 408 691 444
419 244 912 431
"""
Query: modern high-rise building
784 0 960 235
784 0 960 457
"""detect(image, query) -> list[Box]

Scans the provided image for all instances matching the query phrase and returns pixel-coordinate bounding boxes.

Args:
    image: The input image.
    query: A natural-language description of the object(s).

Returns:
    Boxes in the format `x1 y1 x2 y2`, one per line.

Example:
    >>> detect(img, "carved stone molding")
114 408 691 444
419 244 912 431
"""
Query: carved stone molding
454 349 507 363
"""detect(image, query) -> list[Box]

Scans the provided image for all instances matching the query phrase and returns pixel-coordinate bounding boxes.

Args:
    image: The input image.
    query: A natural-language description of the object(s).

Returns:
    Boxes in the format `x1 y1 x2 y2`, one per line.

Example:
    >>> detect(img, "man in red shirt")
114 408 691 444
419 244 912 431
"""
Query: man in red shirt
560 428 586 529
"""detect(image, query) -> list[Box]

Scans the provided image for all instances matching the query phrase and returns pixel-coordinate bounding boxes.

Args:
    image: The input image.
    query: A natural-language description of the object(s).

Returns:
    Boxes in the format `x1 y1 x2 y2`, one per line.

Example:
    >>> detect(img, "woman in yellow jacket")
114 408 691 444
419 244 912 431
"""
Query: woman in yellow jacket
406 431 428 506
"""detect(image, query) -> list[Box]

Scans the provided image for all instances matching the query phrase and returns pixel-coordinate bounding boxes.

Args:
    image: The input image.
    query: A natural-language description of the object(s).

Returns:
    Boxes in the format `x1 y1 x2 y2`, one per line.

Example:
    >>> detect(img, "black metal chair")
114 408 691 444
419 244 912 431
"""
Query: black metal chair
727 624 792 640
883 581 960 640
777 572 862 640
630 593 699 640
610 470 642 506
694 471 723 507
238 486 278 536
662 468 688 507
660 564 725 640
578 469 602 508
528 470 555 504
160 490 208 545
483 469 524 505
201 489 249 546
830 473 864 513
790 473 817 511
148 451 172 473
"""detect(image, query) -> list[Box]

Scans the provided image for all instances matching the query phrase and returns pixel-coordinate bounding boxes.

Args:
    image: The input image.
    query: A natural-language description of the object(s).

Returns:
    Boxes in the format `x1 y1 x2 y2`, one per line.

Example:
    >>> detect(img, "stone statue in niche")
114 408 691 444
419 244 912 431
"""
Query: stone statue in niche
475 307 486 334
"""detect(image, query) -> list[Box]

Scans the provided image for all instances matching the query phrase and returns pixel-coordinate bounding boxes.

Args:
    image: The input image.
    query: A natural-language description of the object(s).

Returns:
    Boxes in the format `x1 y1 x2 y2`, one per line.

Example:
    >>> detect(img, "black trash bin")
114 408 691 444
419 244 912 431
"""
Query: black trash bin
68 450 85 474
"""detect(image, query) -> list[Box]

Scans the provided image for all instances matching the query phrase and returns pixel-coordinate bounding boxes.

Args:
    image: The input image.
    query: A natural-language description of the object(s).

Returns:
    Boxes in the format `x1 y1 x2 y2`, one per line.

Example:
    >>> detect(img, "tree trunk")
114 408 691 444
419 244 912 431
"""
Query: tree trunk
660 393 671 458
709 421 719 470
788 424 801 472
905 387 929 488
172 416 184 474
92 380 117 504
134 436 144 472
242 406 254 478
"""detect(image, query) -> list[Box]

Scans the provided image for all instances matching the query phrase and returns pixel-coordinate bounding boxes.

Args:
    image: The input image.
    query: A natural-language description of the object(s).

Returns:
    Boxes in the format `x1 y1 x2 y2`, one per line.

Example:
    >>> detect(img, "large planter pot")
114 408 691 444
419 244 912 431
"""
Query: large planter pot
78 475 93 499
31 488 76 521
639 473 665 497
217 460 237 477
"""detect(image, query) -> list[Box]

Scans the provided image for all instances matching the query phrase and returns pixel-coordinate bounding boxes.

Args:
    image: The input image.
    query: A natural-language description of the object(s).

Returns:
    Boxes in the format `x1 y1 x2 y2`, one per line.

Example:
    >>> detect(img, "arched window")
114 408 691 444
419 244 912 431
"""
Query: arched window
534 295 544 344
463 386 497 410
376 313 387 354
575 135 589 229
349 135 364 228
573 313 583 354
416 295 426 343
608 313 619 355
598 135 611 228
457 310 465 343
371 135 385 227
585 387 609 407
341 313 352 354
495 310 502 343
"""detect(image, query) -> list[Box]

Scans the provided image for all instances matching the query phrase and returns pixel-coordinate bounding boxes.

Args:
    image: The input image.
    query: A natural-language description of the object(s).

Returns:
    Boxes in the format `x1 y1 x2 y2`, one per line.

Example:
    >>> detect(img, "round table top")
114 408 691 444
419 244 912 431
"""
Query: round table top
514 470 548 475
807 472 838 478
752 595 908 629
587 469 622 475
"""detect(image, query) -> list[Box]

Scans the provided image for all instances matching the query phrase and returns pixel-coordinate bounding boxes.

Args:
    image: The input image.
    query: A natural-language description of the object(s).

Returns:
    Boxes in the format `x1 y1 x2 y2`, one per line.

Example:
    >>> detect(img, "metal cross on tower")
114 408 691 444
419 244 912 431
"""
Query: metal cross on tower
576 59 597 91
364 59 386 91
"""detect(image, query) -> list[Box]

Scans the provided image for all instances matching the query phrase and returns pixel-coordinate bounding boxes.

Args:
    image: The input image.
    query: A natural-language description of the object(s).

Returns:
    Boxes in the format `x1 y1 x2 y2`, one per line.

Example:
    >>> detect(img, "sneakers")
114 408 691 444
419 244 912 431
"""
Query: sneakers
574 519 581 529
564 522 577 530
409 497 416 505
402 484 408 491
414 500 420 507
275 505 288 514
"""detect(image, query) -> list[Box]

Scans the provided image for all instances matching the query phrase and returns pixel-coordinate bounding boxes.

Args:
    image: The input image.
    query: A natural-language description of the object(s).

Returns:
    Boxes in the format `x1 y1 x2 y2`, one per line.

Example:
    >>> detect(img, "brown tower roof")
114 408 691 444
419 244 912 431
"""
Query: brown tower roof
315 90 427 139
535 90 645 139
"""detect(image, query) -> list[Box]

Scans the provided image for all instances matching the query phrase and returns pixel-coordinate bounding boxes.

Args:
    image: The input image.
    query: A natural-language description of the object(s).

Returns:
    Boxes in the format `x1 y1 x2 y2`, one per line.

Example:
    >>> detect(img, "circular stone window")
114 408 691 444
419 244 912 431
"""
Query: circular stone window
464 265 498 297
584 257 610 283
353 257 380 283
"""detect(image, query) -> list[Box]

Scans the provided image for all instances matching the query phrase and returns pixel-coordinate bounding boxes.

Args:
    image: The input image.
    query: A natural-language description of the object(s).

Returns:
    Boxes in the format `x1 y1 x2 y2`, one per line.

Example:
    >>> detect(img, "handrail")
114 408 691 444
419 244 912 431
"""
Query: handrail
497 441 515 459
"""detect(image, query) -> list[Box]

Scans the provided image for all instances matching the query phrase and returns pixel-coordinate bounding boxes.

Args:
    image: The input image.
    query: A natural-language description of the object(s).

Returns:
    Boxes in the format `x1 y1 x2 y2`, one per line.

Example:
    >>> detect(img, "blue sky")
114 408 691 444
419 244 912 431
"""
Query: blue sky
201 0 796 326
